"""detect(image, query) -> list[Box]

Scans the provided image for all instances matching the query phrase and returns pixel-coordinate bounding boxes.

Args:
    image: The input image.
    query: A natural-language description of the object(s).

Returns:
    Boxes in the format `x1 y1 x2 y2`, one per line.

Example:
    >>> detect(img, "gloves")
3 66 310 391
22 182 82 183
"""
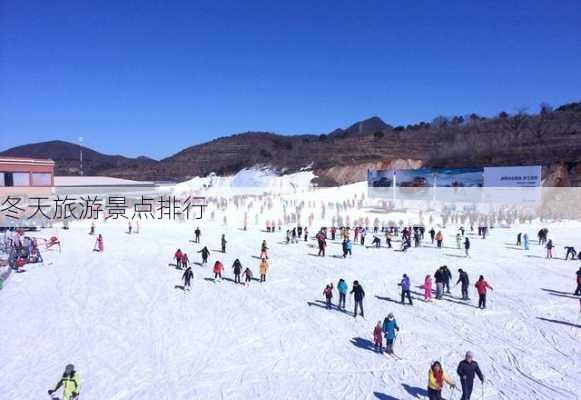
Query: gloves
72 392 79 397
48 390 54 395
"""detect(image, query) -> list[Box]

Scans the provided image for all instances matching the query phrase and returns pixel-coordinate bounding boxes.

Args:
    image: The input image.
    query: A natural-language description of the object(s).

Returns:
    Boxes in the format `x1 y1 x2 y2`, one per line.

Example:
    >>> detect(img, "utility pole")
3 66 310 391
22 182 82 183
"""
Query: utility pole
79 136 84 176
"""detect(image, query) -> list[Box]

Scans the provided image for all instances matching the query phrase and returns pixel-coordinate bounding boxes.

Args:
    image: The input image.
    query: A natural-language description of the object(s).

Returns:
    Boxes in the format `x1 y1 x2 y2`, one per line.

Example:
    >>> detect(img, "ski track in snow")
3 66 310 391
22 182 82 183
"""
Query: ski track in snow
1 206 580 399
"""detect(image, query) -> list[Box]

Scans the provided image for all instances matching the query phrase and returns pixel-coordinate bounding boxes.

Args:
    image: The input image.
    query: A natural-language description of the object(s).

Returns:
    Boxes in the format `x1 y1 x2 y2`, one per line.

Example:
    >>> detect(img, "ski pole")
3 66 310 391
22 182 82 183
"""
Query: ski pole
482 381 485 400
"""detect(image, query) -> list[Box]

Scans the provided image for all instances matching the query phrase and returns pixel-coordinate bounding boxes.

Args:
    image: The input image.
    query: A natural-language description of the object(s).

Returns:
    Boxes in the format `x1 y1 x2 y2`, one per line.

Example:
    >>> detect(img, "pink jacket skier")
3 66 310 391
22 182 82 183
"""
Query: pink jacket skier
424 275 433 301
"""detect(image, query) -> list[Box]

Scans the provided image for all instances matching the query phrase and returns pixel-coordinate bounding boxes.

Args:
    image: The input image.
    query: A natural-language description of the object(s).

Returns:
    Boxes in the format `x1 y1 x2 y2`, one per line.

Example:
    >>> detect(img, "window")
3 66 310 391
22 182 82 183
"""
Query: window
31 172 52 186
3 172 14 187
13 172 30 186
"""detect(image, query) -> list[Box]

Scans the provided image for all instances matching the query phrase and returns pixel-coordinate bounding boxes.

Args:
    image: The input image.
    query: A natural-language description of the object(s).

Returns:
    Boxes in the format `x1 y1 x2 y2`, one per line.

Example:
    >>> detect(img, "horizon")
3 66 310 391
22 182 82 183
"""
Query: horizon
1 1 580 159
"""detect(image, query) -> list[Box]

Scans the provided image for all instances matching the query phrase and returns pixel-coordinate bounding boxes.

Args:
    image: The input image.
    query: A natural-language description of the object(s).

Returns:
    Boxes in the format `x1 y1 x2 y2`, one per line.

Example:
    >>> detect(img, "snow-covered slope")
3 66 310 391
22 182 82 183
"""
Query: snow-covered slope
0 187 579 399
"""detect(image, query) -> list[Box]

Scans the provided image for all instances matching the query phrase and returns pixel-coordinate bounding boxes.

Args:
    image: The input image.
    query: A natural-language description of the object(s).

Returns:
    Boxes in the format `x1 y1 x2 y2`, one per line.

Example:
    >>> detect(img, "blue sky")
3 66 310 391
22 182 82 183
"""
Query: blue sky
1 0 580 159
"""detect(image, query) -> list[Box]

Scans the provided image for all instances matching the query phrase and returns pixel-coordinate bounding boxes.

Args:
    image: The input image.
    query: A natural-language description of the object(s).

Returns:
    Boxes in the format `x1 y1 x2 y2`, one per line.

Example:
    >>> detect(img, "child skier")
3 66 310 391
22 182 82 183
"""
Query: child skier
243 267 253 286
260 240 269 259
373 321 383 352
181 252 189 269
546 239 554 259
323 283 333 309
94 234 104 252
213 260 224 281
424 275 433 301
259 257 269 282
428 361 456 400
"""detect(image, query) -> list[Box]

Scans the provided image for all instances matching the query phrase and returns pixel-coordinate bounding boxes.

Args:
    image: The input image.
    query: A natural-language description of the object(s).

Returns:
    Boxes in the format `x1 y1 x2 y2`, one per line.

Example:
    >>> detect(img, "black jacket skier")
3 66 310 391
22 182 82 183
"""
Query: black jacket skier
456 269 470 299
198 246 210 264
457 353 484 400
182 267 194 288
350 280 365 318
232 258 243 283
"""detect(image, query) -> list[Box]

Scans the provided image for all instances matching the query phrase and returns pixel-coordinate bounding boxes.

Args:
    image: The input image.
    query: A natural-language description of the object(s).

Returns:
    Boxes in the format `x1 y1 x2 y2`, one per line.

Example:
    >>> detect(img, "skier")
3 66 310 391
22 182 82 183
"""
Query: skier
434 267 445 299
456 269 470 300
546 239 554 259
194 227 201 243
442 265 452 294
323 283 333 309
221 234 227 253
564 246 577 260
574 267 581 296
371 234 381 248
94 234 104 252
89 222 95 235
259 257 269 282
523 233 529 250
48 364 80 400
243 267 253 286
174 249 183 269
424 274 433 301
232 258 242 284
457 351 484 400
435 231 444 248
304 227 308 242
382 313 400 354
260 240 269 259
429 228 436 244
213 260 224 281
456 233 462 249
337 278 348 310
360 228 366 246
197 246 210 265
464 237 471 257
399 274 413 305
516 233 522 246
475 275 493 309
428 361 456 400
373 321 383 352
181 252 189 269
385 231 392 248
350 280 365 318
182 265 194 290
342 238 352 258
128 221 132 234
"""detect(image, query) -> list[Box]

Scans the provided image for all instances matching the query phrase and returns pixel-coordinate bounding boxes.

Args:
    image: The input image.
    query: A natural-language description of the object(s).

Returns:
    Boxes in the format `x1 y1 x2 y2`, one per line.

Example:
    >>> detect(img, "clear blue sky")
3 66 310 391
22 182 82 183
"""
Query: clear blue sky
1 1 580 159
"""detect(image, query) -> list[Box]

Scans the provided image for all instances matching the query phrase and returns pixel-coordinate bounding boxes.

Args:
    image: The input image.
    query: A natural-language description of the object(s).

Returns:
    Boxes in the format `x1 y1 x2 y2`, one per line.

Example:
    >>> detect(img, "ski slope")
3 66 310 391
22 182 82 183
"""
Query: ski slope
0 190 580 399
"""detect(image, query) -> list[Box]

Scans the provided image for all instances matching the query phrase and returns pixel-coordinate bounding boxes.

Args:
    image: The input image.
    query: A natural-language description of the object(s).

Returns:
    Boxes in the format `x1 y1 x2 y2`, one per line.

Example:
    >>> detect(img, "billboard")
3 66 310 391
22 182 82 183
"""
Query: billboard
483 166 542 188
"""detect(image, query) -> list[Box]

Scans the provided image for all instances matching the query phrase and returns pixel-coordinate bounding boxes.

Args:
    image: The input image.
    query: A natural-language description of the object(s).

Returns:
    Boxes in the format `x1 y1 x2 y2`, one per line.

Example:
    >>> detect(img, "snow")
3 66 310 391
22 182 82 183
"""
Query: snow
0 181 580 400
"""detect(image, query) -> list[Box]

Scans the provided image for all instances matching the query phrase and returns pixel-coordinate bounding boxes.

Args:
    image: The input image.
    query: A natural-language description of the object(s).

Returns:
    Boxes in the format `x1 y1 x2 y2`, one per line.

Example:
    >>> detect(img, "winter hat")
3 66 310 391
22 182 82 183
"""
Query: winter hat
466 351 474 359
65 364 74 372
387 312 394 319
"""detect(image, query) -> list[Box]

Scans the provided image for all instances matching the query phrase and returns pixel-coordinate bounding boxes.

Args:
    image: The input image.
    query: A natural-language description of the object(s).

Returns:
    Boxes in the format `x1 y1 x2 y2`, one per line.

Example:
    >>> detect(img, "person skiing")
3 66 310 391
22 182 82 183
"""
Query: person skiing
342 238 352 258
48 364 80 400
197 246 210 265
456 269 470 300
304 227 308 242
456 233 462 249
429 228 436 244
371 234 381 248
260 240 269 259
464 237 471 257
442 265 452 294
94 234 104 252
89 222 95 235
475 275 493 309
181 252 189 269
323 283 333 309
221 234 227 253
516 233 522 246
360 228 366 246
373 321 383 352
243 267 253 286
232 259 243 284
457 351 484 400
194 227 201 243
574 267 581 296
564 246 577 260
259 257 269 282
182 265 194 290
337 278 348 310
399 274 413 305
316 232 326 256
523 233 529 250
435 231 444 248
385 231 392 248
424 274 433 301
174 248 183 269
434 267 445 299
350 280 365 318
213 260 224 281
382 313 399 354
546 239 554 259
428 361 456 400
128 221 132 234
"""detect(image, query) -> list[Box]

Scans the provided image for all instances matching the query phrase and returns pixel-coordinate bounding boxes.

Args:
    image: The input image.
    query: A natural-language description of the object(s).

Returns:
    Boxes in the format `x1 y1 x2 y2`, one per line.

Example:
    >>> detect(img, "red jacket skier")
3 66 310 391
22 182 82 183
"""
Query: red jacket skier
474 276 493 309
